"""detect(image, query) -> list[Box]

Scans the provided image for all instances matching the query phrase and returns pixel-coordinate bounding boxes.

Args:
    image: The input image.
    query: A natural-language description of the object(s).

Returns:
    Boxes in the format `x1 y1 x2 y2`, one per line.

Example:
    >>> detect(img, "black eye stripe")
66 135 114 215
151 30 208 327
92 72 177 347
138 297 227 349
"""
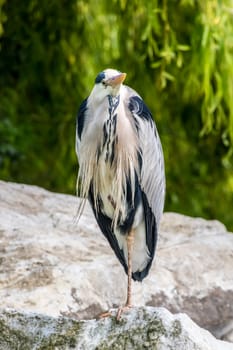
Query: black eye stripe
95 71 105 84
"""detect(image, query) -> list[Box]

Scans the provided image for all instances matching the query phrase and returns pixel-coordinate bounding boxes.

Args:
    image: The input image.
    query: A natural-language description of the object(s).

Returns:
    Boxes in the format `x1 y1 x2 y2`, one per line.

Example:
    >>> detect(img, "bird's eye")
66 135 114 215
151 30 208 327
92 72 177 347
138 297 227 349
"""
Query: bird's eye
102 81 107 87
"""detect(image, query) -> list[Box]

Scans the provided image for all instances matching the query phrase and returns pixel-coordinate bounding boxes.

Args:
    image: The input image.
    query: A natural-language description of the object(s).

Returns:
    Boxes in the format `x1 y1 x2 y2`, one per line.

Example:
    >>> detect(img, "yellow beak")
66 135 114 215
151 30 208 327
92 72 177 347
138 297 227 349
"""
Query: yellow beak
106 72 127 87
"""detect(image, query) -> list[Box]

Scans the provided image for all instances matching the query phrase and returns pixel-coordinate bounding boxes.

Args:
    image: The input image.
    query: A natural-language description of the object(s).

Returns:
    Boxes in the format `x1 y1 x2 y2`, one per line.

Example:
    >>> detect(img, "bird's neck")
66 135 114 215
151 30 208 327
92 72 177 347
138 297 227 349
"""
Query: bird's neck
101 95 120 165
107 95 120 117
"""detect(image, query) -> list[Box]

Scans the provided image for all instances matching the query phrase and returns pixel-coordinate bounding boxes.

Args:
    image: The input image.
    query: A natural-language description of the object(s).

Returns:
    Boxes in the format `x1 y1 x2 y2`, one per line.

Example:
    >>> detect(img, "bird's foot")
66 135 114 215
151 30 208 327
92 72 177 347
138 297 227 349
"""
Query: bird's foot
96 310 114 319
96 305 133 320
116 304 133 321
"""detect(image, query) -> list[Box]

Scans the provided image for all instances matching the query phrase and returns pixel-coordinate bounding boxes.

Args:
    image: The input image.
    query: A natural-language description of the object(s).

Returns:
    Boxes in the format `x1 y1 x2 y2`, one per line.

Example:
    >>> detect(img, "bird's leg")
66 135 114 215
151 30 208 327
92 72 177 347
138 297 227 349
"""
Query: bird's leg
126 229 134 307
116 229 134 320
97 229 135 320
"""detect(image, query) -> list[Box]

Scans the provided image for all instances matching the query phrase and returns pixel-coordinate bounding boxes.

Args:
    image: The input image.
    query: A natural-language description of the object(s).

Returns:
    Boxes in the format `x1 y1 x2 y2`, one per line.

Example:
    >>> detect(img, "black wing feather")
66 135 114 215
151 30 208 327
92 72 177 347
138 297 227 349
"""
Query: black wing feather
131 190 157 281
77 98 88 140
88 185 128 274
128 95 153 121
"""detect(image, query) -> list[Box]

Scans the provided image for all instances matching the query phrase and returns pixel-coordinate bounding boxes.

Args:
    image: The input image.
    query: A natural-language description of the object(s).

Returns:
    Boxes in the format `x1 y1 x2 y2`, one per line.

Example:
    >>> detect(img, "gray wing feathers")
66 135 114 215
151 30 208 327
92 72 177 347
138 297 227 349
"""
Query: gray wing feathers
138 118 165 227
124 85 165 227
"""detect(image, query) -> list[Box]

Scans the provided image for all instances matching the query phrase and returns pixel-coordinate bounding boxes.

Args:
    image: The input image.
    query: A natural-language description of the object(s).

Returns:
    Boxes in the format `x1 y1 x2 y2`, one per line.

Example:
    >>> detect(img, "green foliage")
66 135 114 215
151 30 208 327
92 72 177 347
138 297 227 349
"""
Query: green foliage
0 0 232 230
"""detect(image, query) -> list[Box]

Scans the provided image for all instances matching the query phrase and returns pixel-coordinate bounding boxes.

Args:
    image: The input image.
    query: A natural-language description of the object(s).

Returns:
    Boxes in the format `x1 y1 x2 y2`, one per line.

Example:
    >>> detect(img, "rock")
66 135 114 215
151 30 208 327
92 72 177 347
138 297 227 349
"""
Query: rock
0 307 232 350
0 180 233 342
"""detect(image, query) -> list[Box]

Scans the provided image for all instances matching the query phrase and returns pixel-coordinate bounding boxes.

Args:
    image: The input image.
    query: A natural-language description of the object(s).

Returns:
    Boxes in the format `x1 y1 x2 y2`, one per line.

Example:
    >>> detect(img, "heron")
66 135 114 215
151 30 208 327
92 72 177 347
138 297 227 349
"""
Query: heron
76 68 165 319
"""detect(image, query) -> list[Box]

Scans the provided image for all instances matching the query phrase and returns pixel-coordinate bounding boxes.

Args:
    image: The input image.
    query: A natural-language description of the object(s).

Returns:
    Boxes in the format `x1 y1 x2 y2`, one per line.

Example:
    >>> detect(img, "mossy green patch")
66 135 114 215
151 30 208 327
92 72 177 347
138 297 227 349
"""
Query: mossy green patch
96 312 167 350
0 318 34 350
0 312 81 350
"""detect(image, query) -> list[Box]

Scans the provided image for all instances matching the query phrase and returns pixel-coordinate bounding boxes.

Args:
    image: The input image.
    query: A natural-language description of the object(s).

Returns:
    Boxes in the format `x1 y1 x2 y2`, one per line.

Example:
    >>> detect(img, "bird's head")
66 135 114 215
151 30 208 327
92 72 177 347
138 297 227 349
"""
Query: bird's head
91 68 127 101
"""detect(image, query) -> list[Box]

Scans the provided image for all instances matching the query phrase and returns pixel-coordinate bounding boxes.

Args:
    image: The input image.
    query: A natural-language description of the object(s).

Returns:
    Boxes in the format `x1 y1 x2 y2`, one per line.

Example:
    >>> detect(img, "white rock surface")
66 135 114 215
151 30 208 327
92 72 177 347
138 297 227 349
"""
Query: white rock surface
0 180 233 341
0 307 232 350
